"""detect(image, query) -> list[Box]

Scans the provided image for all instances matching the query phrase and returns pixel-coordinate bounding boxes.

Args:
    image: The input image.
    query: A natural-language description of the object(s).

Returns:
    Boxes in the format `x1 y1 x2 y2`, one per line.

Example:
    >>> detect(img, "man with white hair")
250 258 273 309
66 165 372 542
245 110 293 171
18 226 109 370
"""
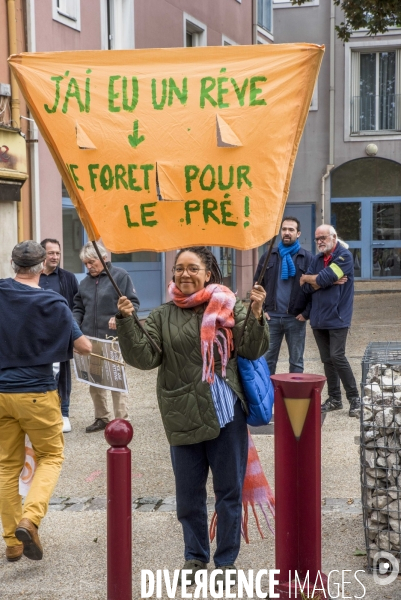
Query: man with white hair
300 225 361 417
73 242 140 432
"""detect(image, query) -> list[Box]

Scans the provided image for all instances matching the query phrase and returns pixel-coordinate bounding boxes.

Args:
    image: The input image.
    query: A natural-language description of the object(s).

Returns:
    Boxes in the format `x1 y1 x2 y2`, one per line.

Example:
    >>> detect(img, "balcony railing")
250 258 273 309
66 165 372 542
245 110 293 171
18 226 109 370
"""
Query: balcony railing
351 94 401 134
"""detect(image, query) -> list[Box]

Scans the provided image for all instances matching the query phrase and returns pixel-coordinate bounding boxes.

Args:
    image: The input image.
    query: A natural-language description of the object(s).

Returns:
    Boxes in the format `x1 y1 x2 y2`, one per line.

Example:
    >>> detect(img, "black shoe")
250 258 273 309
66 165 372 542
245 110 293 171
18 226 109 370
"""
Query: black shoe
177 560 208 586
348 397 361 418
321 397 343 413
85 418 107 433
215 565 237 589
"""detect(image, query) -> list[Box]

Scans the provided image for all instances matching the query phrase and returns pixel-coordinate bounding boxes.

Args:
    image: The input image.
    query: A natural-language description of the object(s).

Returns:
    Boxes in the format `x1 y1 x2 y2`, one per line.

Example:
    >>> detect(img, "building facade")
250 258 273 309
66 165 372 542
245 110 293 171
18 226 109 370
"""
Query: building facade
3 1 309 315
273 0 401 280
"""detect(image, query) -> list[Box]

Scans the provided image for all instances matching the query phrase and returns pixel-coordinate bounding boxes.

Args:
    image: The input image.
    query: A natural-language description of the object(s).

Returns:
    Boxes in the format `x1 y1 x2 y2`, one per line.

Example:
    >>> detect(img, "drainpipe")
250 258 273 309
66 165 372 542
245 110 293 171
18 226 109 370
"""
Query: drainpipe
320 0 336 225
7 0 24 241
320 166 333 225
252 0 257 45
26 0 40 242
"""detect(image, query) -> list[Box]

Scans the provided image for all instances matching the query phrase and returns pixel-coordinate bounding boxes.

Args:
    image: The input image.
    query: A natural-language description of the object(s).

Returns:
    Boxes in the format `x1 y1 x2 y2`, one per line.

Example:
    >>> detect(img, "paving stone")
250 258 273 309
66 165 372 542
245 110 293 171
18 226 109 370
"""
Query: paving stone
49 497 66 505
48 504 66 511
64 503 87 512
86 497 107 511
162 496 176 505
325 498 349 506
137 503 156 512
65 497 91 505
157 504 175 513
138 496 162 505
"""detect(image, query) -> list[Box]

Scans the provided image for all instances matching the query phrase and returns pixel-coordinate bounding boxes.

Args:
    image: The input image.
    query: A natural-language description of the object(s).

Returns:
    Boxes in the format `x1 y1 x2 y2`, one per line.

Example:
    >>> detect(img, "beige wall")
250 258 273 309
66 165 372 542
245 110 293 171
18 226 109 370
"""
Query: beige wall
0 202 17 278
0 0 31 270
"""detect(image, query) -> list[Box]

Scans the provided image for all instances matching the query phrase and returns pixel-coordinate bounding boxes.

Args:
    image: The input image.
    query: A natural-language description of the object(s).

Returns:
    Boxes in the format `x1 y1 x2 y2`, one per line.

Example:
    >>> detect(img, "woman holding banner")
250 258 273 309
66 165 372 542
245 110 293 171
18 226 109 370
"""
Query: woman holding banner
116 246 268 585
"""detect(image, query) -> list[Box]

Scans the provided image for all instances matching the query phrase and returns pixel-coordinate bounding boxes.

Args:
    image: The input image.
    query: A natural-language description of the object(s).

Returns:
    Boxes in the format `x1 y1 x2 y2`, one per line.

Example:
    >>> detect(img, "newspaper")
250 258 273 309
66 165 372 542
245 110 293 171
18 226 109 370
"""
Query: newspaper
19 435 36 496
73 336 128 393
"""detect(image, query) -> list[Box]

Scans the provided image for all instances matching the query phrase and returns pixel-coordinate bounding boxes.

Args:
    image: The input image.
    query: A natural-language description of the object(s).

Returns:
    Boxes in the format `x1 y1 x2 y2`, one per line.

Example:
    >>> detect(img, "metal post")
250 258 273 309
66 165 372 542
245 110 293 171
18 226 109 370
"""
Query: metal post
271 373 327 599
105 419 133 600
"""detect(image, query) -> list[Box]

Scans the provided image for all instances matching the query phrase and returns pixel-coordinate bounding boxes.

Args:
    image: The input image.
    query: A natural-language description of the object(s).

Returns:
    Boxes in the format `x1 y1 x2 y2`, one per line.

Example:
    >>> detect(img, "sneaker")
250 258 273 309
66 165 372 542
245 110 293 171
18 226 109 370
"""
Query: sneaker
348 397 361 418
62 417 72 433
85 418 107 433
214 565 237 589
177 559 208 586
321 397 343 413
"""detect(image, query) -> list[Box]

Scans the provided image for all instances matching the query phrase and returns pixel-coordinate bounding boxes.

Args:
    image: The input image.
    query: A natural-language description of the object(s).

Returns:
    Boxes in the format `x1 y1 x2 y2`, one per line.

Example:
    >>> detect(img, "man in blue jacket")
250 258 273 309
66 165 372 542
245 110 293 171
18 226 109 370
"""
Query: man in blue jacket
40 238 79 434
254 216 312 374
0 241 91 563
300 225 361 417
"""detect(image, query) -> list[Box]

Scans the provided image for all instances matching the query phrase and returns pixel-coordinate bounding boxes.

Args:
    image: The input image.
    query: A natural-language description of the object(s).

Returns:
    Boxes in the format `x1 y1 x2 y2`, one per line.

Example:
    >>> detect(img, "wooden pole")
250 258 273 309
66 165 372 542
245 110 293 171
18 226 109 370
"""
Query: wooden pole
236 234 277 352
91 240 162 354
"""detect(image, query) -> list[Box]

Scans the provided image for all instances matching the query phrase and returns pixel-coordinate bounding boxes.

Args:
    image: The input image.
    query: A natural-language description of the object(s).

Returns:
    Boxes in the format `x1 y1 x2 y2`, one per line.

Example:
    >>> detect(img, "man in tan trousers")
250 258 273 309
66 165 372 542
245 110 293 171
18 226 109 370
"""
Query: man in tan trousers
73 242 139 432
0 241 91 562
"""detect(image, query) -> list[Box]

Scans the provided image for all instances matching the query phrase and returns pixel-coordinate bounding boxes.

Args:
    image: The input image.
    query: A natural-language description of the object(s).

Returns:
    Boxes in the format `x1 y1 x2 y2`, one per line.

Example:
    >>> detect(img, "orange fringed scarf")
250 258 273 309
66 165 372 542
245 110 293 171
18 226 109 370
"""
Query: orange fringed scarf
210 430 275 544
168 281 236 383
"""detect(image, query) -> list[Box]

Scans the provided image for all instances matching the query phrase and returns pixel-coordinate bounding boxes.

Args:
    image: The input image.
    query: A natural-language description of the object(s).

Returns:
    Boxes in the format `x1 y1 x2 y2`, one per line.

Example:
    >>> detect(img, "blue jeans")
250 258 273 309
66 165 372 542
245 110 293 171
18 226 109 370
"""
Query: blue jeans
170 401 248 567
57 361 71 417
264 316 306 375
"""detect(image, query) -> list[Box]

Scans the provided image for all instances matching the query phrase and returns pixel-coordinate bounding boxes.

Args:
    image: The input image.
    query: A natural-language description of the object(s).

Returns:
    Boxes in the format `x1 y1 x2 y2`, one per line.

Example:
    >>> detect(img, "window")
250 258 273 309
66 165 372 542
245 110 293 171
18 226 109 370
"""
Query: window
273 0 319 6
184 14 207 47
222 35 237 46
310 83 318 111
350 49 401 134
258 0 272 33
52 0 80 30
103 0 135 50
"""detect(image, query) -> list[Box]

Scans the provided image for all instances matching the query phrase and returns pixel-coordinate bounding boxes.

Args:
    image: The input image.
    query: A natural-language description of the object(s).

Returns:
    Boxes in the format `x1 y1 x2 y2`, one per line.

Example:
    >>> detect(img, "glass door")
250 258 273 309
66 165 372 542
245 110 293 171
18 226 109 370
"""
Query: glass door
331 201 363 278
331 197 401 279
371 201 401 278
211 247 236 290
111 251 164 317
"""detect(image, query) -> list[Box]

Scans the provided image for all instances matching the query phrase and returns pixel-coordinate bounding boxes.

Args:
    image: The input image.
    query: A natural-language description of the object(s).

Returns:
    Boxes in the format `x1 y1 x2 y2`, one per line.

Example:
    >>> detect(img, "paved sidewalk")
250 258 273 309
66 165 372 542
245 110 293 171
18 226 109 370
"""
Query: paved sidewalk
1 292 400 599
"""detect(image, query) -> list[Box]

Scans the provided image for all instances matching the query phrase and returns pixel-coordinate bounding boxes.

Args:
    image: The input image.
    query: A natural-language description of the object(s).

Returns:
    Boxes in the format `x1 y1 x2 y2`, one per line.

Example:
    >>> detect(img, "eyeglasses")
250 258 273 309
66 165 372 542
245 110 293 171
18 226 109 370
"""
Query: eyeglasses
314 235 332 243
172 265 205 275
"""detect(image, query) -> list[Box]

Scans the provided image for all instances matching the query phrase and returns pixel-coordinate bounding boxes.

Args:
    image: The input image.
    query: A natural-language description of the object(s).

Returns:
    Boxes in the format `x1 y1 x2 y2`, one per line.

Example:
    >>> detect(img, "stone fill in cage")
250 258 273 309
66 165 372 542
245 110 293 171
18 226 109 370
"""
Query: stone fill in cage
360 342 401 573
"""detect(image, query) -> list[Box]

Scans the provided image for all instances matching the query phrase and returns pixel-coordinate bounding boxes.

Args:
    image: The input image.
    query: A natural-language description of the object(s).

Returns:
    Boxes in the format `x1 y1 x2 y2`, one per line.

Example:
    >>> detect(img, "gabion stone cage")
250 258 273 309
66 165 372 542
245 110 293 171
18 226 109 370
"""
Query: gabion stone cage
360 342 401 572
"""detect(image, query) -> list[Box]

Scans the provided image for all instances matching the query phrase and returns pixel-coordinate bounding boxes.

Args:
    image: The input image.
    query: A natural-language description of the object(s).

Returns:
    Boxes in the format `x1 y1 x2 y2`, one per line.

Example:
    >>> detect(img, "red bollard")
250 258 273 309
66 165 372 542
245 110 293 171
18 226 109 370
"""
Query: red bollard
105 419 133 600
270 374 327 600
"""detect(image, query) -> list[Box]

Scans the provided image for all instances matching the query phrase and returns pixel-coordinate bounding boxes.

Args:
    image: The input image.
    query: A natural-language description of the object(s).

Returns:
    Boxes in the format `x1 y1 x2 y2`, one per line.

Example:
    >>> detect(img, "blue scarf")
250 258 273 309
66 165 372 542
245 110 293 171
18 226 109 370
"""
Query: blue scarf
278 239 300 279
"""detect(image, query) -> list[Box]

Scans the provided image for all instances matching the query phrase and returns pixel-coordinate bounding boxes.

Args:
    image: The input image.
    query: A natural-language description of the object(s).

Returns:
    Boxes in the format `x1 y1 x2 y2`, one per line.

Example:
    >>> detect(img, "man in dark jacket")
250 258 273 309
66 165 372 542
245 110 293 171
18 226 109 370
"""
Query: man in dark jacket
40 238 79 433
0 241 91 563
254 217 312 374
300 225 361 417
73 242 140 432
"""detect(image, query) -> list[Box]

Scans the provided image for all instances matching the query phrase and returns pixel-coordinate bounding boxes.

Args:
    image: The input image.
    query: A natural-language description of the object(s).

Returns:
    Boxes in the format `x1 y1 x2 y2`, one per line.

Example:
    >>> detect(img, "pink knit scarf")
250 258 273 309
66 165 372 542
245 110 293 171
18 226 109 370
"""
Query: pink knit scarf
168 281 236 383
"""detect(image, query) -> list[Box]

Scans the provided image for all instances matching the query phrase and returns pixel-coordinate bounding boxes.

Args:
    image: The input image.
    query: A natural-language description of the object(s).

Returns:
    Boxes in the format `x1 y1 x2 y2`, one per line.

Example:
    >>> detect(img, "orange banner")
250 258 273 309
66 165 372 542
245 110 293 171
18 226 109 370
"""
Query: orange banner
9 44 324 252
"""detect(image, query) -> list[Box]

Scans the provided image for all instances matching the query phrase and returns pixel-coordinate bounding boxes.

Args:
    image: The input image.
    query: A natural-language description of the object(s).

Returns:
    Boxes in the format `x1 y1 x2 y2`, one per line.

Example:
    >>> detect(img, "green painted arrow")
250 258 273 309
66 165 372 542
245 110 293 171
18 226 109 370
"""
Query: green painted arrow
128 120 145 148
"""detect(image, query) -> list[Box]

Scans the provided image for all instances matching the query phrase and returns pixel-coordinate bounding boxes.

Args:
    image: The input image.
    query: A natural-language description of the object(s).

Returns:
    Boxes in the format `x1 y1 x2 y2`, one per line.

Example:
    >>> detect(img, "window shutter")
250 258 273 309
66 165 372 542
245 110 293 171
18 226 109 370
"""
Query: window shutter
350 51 360 134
